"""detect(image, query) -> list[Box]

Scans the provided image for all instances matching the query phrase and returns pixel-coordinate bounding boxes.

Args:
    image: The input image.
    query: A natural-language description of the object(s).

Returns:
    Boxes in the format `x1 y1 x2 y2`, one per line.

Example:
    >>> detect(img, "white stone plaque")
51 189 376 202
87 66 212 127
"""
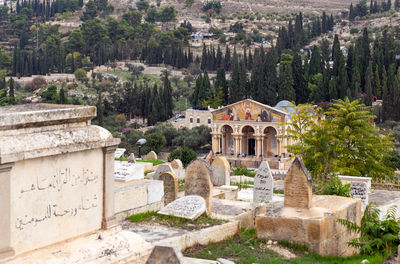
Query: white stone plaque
253 161 274 203
115 148 126 158
158 195 206 220
350 182 369 212
114 161 144 182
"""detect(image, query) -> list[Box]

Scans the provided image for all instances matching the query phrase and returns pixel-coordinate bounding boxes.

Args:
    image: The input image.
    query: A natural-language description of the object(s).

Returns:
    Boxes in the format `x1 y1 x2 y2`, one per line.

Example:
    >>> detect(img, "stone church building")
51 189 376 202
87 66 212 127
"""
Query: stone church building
210 99 293 168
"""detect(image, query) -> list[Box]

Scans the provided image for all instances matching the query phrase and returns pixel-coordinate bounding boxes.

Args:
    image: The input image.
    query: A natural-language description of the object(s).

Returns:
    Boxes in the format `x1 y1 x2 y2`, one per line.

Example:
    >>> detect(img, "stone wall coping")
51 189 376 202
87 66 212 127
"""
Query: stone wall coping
0 104 96 130
338 175 372 181
0 125 120 164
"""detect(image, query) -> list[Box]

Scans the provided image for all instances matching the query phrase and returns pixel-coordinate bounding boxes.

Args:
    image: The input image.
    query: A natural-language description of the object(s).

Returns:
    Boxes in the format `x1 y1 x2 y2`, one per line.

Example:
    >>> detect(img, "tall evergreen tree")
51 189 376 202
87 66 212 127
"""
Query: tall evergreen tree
161 70 173 120
292 53 308 103
364 62 373 106
215 68 228 104
262 51 278 106
7 78 15 104
278 54 295 101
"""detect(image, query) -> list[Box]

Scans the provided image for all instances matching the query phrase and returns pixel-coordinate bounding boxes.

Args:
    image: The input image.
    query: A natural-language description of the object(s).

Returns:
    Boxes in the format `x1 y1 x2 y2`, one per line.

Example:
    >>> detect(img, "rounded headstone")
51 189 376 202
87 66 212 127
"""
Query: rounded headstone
145 151 157 160
211 157 231 186
185 159 213 213
171 159 183 170
159 171 178 206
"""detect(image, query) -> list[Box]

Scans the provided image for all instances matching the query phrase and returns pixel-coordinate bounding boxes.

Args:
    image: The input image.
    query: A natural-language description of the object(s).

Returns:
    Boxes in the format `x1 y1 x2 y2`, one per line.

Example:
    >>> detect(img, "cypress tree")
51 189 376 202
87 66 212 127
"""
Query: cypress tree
374 65 381 97
381 67 389 120
308 45 323 76
364 62 373 106
215 68 228 104
224 45 231 71
292 53 308 104
192 73 203 106
278 54 295 102
161 70 173 120
337 55 349 99
201 43 207 70
229 49 241 103
216 46 222 69
59 87 67 104
263 51 278 106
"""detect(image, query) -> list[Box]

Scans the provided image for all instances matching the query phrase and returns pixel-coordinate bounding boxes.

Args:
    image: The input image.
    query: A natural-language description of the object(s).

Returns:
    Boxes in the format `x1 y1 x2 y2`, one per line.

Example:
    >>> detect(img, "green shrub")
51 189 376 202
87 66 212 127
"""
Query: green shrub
316 176 350 197
168 147 197 167
338 202 400 258
74 68 87 82
233 165 255 177
143 133 166 154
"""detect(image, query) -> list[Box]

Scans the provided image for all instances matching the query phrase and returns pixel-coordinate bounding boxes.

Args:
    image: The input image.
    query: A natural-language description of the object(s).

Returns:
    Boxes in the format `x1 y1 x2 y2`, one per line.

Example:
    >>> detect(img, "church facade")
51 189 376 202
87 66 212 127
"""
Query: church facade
210 99 292 168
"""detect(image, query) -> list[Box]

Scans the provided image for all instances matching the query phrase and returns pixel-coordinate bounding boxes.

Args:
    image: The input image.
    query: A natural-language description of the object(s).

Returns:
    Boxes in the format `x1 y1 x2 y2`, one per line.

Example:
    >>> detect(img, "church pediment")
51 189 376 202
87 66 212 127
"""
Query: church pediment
212 99 287 123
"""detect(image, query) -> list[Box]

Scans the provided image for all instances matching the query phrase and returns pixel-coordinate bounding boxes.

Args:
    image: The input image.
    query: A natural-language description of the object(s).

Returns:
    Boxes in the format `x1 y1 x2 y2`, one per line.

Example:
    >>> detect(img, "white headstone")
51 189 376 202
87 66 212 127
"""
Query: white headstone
114 161 144 182
253 161 274 203
350 182 369 212
115 148 126 158
158 195 206 220
128 153 136 163
153 164 173 180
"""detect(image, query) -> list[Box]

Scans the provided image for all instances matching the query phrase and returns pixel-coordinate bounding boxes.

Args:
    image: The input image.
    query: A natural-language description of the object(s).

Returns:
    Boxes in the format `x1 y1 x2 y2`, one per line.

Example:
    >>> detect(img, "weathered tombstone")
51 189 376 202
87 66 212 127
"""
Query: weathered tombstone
159 172 178 205
205 150 213 164
144 150 157 160
114 160 144 182
0 104 119 260
185 159 213 213
146 245 184 264
128 153 136 163
211 156 231 186
284 156 313 208
115 148 126 158
158 195 206 220
171 159 183 170
350 182 369 212
253 161 274 203
153 164 173 180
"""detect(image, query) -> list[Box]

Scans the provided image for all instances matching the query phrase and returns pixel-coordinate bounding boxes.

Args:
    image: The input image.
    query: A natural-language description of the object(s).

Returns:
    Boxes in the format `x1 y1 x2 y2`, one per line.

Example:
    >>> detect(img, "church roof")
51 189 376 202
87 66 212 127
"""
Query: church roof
212 99 289 116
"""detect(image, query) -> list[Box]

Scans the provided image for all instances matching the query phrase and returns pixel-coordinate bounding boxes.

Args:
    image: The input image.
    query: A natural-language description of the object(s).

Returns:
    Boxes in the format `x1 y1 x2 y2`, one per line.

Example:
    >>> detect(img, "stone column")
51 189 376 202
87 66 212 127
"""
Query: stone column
0 163 15 261
102 146 118 229
277 139 282 156
255 137 261 158
261 138 264 158
212 134 219 154
233 135 239 156
221 133 226 155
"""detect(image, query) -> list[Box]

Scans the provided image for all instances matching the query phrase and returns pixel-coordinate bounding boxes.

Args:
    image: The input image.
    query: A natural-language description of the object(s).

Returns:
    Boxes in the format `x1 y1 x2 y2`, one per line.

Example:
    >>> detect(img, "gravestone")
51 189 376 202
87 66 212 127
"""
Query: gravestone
146 245 184 264
253 161 274 203
153 164 173 180
0 104 119 260
114 161 144 182
205 150 213 164
284 156 313 208
211 157 231 186
144 151 157 160
159 171 178 206
115 148 126 158
128 153 136 163
171 159 183 170
157 195 206 220
185 159 213 213
171 159 185 180
350 182 369 212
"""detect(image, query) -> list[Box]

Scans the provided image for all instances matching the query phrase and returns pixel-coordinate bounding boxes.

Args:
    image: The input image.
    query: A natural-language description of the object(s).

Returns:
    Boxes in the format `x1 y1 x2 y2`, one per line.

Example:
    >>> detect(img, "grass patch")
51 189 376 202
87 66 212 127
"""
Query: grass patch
128 211 227 230
273 190 284 194
178 179 185 192
231 181 253 189
115 158 164 165
185 228 385 264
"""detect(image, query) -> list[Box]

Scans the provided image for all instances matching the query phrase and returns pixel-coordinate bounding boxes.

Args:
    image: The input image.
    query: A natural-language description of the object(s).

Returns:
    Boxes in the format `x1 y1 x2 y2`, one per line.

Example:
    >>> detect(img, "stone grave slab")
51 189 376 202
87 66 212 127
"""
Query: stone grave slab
350 182 369 212
158 195 206 220
114 161 144 182
211 157 230 186
128 153 136 163
253 161 274 203
159 171 178 205
115 148 126 158
185 159 213 213
153 164 173 180
284 156 312 208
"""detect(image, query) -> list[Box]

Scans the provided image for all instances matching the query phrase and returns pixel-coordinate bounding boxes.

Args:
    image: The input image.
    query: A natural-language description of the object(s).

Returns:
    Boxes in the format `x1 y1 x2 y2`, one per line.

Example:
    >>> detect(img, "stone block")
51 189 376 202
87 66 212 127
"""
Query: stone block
114 184 147 213
146 245 184 264
211 157 230 186
256 195 361 256
147 180 164 204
